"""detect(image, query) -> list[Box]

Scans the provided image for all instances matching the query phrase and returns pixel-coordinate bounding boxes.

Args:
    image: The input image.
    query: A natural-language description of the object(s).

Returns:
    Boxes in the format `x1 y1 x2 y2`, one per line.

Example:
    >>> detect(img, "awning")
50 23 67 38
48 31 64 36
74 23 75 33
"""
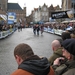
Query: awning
69 20 75 22
0 14 7 21
61 21 69 23
44 22 58 24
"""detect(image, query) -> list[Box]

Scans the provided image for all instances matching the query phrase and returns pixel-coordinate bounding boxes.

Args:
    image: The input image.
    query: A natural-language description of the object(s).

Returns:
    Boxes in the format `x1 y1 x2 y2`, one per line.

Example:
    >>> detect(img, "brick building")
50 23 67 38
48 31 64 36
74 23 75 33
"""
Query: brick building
0 0 26 25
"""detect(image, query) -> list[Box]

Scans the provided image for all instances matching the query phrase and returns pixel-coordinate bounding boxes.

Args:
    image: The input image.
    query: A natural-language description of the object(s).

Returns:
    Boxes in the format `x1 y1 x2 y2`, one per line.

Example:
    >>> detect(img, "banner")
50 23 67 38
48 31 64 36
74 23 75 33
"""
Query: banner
51 10 74 19
7 12 16 24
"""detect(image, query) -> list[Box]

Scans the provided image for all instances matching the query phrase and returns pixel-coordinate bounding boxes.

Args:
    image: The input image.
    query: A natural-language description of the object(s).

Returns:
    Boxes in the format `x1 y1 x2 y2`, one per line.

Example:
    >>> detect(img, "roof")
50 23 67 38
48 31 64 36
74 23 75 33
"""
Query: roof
7 3 22 10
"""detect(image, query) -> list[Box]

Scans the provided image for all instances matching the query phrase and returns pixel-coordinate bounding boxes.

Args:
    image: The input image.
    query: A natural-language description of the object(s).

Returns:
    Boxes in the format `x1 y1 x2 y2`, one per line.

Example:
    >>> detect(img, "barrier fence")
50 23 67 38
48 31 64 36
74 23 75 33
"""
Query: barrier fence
0 27 65 39
44 27 65 36
0 28 17 39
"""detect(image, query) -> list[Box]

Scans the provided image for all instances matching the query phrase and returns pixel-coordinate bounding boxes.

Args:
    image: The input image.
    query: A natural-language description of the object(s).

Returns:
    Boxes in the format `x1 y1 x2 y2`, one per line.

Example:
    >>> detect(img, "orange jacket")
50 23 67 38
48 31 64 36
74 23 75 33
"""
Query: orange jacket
11 69 34 75
11 66 54 75
48 66 54 75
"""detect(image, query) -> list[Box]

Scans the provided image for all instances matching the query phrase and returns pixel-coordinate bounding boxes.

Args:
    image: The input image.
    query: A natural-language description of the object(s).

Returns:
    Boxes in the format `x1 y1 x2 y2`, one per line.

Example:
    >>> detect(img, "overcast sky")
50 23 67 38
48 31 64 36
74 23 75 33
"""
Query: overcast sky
8 0 62 16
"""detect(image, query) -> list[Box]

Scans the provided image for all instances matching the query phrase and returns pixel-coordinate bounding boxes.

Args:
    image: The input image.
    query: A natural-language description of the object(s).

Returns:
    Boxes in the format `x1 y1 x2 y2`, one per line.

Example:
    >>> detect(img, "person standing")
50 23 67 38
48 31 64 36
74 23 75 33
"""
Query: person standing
40 24 44 35
17 22 21 32
33 24 36 35
36 24 40 35
61 32 71 41
48 39 65 65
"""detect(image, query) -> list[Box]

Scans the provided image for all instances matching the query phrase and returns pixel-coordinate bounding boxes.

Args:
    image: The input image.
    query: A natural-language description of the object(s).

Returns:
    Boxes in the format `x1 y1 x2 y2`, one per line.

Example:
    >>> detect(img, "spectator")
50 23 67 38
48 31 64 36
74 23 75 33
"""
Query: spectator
48 38 65 65
70 33 75 39
11 43 54 75
61 32 71 41
68 29 75 39
52 39 75 75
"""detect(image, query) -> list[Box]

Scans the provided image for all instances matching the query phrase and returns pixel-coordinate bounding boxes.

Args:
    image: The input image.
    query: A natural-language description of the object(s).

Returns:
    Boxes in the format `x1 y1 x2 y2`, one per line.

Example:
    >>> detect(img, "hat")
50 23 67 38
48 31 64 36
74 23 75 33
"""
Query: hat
62 39 75 55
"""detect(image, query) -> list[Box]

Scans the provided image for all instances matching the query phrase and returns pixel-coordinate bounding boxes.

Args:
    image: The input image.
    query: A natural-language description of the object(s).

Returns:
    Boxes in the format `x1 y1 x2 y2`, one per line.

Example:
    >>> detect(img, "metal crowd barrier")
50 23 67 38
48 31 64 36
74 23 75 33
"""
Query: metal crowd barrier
0 27 64 39
0 28 16 39
44 27 65 36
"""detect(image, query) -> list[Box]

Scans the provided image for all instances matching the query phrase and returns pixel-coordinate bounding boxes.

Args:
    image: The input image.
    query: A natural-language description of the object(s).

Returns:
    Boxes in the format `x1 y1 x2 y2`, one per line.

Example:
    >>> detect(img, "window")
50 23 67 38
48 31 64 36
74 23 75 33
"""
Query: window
44 7 46 11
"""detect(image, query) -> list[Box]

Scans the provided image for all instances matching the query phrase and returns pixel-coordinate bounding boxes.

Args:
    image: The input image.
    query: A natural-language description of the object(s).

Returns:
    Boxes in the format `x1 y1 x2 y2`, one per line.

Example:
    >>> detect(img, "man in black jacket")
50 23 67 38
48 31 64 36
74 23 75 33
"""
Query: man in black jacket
11 43 51 75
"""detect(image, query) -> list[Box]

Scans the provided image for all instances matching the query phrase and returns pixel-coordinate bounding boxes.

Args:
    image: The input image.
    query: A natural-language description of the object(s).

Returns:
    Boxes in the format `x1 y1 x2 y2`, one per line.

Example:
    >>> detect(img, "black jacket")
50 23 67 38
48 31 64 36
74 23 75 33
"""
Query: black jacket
18 55 50 75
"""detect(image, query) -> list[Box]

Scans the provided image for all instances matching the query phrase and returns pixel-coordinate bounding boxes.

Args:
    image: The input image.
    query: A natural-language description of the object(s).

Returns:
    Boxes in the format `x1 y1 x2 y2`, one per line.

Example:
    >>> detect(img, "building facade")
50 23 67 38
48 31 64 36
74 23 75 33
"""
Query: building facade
0 0 26 25
32 8 41 22
62 0 71 10
41 4 49 22
62 0 75 12
0 0 8 14
7 3 26 22
32 3 49 23
62 0 75 19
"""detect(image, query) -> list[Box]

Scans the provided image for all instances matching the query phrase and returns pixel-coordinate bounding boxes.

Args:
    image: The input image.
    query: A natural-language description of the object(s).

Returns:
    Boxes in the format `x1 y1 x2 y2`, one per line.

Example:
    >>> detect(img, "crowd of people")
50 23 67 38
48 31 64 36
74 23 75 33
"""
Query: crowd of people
0 22 23 32
10 27 75 75
44 22 75 31
31 21 75 37
0 24 12 31
1 20 75 75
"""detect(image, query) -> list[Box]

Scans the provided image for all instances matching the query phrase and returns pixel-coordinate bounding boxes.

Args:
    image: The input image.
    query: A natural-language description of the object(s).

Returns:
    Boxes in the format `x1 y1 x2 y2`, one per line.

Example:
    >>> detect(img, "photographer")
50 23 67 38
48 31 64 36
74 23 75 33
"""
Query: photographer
52 39 75 75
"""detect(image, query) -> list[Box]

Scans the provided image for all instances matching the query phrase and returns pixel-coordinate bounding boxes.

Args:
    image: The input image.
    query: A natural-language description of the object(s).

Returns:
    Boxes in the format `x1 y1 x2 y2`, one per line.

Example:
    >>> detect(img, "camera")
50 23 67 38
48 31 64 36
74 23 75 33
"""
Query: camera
59 59 65 64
